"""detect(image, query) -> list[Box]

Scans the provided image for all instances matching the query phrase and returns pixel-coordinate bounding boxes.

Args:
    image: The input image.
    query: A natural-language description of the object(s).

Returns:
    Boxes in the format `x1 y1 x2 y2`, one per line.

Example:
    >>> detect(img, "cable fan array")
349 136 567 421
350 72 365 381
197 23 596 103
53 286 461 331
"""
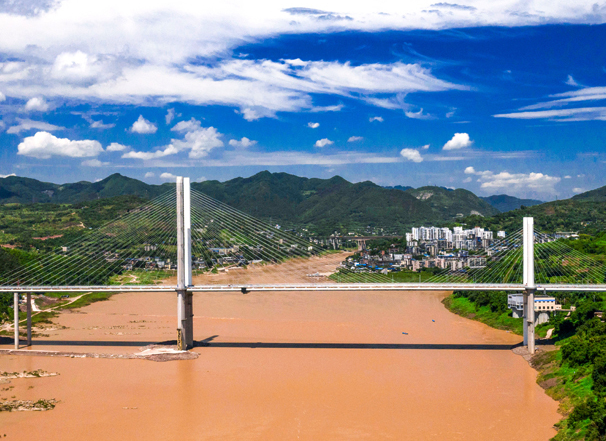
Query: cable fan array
533 231 606 285
329 229 525 285
0 191 178 287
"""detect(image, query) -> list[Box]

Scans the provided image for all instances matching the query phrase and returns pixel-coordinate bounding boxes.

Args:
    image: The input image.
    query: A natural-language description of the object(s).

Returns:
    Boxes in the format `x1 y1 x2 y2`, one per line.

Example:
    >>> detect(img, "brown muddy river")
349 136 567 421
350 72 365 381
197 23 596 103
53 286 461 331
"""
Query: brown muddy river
1 258 560 440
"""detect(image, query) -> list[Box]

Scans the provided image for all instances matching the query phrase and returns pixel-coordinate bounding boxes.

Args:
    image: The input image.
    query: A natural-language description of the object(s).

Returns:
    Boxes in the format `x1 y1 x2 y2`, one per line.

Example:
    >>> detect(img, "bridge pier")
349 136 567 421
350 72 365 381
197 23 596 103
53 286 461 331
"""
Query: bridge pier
26 292 31 346
176 177 194 350
13 292 19 349
523 217 536 355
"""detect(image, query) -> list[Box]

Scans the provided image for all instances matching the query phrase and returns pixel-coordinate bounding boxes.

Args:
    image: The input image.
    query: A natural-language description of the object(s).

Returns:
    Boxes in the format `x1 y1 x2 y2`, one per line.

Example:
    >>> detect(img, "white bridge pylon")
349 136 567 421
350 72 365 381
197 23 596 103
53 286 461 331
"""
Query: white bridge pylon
3 177 606 352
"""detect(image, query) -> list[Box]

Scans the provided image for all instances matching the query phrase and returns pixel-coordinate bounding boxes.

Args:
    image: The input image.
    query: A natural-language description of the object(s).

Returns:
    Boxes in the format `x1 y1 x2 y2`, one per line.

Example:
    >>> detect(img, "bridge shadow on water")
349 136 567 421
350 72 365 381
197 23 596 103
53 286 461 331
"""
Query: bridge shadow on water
1 335 553 351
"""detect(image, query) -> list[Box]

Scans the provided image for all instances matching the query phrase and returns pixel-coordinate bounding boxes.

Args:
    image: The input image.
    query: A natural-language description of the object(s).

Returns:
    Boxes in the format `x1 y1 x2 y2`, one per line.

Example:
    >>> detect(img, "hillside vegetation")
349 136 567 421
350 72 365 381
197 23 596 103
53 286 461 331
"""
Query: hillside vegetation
0 172 502 236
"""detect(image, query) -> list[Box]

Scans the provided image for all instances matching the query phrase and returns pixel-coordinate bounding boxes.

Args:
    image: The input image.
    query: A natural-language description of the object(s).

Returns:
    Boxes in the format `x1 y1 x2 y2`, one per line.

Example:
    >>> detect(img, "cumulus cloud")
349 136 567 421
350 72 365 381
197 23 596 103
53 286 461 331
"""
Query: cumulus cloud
130 115 157 134
171 119 224 158
228 137 257 148
348 136 363 142
573 187 586 193
6 118 64 134
81 159 109 167
421 144 429 149
160 172 177 180
0 92 5 102
465 167 561 193
307 122 320 128
564 175 571 179
400 148 423 163
144 172 155 178
443 133 472 150
18 132 103 159
106 142 128 152
369 116 384 122
315 138 333 148
124 118 223 160
24 97 49 112
0 173 16 178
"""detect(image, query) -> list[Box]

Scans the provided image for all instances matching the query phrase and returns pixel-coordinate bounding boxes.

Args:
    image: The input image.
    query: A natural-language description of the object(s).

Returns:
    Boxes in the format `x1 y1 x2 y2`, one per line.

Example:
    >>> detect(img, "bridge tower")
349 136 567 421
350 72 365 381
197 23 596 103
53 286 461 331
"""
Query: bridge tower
176 177 194 350
523 217 535 354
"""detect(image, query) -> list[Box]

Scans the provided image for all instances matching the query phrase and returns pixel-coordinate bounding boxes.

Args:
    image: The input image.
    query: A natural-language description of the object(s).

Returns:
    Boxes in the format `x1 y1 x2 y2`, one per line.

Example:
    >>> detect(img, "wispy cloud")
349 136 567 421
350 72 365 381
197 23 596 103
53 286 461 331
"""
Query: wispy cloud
6 118 64 134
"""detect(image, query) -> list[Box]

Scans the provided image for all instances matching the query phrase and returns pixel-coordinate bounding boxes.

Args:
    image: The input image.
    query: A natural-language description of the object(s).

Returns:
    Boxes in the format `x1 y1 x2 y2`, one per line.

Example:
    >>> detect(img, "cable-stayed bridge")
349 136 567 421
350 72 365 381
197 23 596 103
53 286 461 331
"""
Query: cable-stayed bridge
2 177 606 353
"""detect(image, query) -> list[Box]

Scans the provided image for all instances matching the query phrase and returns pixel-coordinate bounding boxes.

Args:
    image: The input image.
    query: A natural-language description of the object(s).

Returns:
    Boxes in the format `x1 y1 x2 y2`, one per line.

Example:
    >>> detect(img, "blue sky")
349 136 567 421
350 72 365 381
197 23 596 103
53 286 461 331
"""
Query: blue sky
1 2 606 199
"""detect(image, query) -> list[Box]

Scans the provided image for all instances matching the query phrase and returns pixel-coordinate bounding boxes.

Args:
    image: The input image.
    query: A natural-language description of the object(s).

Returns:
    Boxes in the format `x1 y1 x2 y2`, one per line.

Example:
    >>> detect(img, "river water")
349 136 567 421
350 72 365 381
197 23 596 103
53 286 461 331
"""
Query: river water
1 266 560 440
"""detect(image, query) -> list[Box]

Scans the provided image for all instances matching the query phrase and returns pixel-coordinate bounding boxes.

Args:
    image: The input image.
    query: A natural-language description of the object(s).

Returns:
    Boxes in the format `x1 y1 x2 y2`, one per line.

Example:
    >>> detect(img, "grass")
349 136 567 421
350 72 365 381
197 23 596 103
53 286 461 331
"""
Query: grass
442 295 525 335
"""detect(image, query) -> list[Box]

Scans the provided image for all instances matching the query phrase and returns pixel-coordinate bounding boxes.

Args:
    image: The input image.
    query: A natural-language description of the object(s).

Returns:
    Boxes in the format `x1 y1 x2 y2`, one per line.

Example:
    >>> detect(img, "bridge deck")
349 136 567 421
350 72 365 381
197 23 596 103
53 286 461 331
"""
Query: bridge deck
2 283 606 293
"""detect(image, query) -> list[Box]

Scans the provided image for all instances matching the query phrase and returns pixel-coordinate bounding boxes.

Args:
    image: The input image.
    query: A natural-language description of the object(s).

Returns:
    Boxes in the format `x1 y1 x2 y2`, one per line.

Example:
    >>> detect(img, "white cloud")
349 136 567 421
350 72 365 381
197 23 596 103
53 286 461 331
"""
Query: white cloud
463 177 472 183
564 175 571 179
196 176 207 182
369 116 384 122
0 120 4 130
0 91 5 102
465 167 561 193
347 136 363 142
81 159 109 167
160 172 177 180
315 138 333 148
494 107 606 121
6 118 64 134
421 144 429 149
307 122 320 128
565 75 579 87
0 173 16 178
228 137 257 148
17 131 103 159
90 120 115 129
144 172 155 178
171 119 224 158
0 1 601 123
400 148 423 163
443 133 472 150
130 115 157 134
573 187 586 193
24 97 49 112
166 108 176 124
125 118 224 159
122 145 179 160
106 142 128 152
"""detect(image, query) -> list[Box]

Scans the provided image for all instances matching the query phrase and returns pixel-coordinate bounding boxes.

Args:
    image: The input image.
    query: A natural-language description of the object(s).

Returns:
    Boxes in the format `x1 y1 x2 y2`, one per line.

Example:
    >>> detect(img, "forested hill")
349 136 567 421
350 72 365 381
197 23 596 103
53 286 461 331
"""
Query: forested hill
479 194 543 212
0 174 167 204
455 191 606 235
0 172 500 234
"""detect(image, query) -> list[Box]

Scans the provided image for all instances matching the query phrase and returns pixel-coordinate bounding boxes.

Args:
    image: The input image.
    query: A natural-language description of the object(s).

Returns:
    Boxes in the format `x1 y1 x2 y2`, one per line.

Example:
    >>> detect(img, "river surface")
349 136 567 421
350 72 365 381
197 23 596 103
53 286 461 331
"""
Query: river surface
1 284 560 439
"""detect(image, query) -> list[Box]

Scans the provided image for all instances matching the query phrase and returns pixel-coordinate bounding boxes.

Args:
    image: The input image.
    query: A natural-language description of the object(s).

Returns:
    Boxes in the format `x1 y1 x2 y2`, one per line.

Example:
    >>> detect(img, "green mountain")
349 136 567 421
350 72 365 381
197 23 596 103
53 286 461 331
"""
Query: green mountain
480 194 543 213
456 198 606 235
0 171 503 236
0 173 167 204
404 186 500 218
572 185 606 202
193 172 437 233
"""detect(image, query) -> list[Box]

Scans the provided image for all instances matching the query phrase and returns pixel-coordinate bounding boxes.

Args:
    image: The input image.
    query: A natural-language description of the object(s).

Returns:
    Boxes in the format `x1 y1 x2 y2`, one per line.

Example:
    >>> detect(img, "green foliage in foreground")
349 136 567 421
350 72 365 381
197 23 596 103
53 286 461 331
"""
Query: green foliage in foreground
443 292 524 336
